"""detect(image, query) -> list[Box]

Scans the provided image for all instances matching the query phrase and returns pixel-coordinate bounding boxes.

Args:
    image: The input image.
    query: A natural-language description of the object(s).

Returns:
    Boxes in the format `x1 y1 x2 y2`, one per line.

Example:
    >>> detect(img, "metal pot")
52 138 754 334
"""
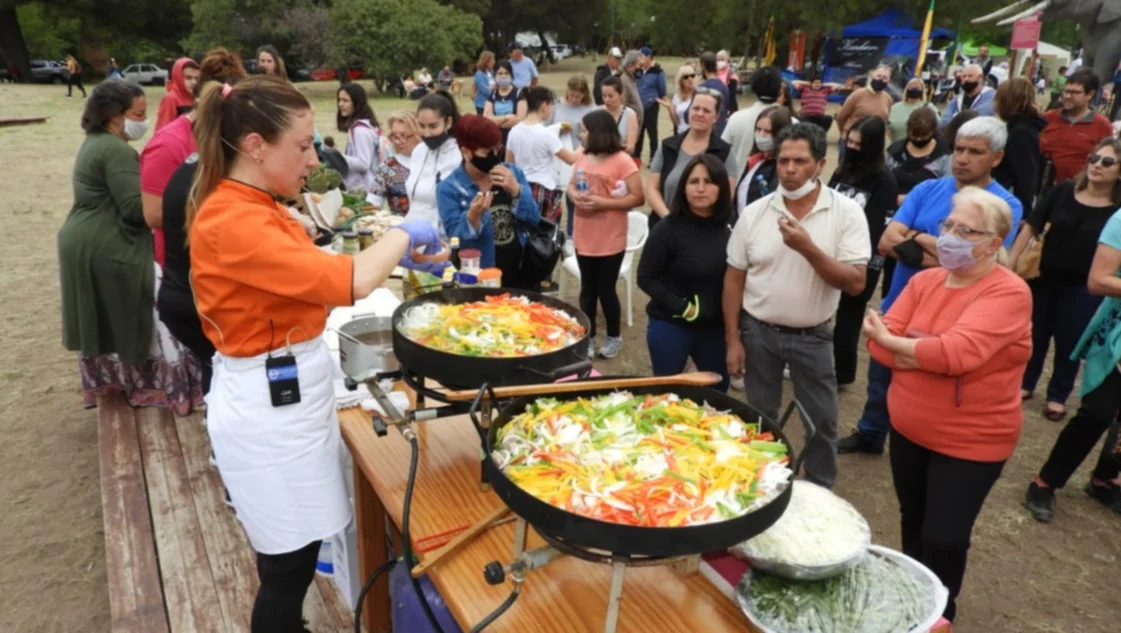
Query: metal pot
337 315 399 378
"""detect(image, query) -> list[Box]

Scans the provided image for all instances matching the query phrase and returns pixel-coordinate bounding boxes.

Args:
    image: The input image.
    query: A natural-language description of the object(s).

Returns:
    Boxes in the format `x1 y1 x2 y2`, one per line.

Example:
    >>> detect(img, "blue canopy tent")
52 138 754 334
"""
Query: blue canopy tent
822 9 954 88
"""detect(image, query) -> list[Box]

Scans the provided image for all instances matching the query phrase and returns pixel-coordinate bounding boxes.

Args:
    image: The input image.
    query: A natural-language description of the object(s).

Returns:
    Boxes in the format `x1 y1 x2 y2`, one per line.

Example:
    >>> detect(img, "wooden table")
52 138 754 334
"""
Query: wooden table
338 407 752 633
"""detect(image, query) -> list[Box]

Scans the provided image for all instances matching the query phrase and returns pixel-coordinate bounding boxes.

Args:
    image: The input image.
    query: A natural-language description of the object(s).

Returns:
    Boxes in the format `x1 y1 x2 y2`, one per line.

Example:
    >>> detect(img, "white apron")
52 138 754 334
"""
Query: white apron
207 335 351 555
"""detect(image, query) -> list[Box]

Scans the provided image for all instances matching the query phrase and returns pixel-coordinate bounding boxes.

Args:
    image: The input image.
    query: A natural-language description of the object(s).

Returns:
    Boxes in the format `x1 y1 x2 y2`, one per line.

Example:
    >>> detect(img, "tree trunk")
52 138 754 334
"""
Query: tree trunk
0 6 31 82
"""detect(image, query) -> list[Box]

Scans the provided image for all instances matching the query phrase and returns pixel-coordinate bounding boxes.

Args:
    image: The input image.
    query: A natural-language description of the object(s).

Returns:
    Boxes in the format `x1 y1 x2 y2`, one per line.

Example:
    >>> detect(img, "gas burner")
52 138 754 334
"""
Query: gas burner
482 518 701 633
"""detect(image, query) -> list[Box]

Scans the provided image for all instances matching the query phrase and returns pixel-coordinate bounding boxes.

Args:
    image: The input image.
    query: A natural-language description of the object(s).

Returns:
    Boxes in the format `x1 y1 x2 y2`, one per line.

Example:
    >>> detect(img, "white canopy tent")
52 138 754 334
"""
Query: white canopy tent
1012 40 1074 80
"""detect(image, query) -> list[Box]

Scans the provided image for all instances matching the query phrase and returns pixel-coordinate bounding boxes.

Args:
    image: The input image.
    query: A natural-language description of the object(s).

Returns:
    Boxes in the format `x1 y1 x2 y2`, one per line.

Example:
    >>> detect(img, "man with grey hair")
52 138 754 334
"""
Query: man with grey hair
838 116 1023 455
941 64 995 126
619 49 645 135
724 122 872 488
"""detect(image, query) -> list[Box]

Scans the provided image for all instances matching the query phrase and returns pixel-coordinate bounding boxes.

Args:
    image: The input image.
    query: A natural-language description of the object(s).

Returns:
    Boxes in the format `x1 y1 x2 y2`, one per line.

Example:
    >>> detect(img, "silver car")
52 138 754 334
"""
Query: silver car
122 63 168 86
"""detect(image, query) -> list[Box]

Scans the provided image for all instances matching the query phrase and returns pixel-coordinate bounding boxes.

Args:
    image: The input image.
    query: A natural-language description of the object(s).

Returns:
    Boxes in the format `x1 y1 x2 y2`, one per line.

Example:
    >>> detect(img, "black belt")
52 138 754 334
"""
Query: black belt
745 312 829 336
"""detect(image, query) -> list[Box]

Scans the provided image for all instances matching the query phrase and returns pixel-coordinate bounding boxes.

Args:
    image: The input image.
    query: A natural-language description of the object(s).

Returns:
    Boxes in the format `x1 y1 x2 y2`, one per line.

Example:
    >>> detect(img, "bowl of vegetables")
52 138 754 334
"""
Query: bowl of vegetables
731 481 870 580
737 545 949 633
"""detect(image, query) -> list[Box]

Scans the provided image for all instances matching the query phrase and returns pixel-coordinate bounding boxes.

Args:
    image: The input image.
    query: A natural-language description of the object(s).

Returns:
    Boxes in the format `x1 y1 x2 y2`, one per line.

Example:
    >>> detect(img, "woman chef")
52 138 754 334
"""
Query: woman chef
187 76 440 632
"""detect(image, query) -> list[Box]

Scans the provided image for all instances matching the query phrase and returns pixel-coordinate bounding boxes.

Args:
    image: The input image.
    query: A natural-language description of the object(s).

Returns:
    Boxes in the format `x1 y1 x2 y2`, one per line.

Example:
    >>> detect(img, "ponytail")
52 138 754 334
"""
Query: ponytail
187 76 312 232
188 82 230 231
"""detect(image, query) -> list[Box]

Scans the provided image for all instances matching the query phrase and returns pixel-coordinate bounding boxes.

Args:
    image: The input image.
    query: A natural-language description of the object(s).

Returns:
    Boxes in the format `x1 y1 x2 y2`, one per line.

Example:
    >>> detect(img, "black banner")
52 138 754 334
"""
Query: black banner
827 37 890 71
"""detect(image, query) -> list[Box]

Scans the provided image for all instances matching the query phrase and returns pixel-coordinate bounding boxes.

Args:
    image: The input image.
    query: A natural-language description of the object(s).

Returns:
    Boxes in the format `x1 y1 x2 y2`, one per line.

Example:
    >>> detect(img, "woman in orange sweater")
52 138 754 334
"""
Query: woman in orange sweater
863 186 1032 622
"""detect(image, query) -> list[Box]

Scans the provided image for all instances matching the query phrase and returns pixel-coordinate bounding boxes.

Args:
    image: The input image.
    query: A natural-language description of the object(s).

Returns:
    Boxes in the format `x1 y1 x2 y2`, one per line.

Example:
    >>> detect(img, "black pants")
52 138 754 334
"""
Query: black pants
67 73 86 97
802 113 833 135
634 103 660 161
252 540 321 633
576 251 625 338
157 292 215 394
890 429 1004 622
833 266 880 386
1039 368 1121 488
881 257 897 298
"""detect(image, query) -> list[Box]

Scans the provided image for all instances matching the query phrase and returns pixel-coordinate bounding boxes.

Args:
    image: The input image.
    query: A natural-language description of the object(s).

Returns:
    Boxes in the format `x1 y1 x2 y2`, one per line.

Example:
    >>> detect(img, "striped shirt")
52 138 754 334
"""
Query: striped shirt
799 86 831 116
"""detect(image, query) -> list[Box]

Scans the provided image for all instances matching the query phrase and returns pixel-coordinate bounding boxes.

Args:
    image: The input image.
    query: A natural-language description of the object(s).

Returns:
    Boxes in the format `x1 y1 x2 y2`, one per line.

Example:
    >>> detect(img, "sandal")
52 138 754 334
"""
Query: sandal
1044 403 1067 422
1021 390 1033 402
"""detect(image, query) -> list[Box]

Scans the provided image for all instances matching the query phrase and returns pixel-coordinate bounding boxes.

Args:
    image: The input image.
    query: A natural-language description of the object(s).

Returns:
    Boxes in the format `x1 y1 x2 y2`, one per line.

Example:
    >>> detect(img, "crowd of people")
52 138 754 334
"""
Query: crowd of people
54 41 1121 631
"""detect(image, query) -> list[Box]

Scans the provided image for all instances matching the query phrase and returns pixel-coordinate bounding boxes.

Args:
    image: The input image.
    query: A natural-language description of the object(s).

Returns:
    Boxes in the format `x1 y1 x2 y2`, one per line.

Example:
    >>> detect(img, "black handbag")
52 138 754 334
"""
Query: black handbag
519 218 565 284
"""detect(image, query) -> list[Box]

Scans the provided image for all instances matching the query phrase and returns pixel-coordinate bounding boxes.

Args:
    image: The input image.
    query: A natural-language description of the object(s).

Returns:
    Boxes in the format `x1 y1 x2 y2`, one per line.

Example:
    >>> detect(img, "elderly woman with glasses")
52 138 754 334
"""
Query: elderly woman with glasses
863 186 1031 622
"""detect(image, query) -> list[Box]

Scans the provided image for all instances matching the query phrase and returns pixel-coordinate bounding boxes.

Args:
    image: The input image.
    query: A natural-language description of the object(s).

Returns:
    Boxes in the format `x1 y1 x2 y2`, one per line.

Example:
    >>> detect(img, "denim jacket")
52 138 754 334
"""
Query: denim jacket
437 163 540 268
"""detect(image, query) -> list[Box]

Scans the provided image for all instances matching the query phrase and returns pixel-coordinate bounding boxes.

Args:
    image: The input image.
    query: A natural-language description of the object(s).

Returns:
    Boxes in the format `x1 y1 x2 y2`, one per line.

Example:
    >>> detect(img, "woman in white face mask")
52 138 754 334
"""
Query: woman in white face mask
58 79 204 413
734 105 793 221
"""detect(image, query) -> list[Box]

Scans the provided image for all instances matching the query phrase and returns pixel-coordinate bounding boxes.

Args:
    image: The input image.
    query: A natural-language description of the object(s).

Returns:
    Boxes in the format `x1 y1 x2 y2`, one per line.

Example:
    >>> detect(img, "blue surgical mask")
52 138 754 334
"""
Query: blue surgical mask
936 234 980 271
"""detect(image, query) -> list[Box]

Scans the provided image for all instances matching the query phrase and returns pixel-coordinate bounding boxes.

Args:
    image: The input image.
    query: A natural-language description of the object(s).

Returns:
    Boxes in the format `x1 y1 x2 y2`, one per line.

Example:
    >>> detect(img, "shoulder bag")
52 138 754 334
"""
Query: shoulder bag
1014 222 1050 281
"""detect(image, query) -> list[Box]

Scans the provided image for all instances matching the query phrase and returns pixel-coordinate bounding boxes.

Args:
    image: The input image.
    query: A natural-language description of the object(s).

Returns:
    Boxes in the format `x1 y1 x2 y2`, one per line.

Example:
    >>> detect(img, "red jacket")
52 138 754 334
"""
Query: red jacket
1039 109 1114 184
155 58 197 132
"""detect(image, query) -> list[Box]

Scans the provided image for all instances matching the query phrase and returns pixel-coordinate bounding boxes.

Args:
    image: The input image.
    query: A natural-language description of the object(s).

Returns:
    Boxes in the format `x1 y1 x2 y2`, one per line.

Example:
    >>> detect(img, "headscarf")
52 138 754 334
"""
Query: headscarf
155 58 197 131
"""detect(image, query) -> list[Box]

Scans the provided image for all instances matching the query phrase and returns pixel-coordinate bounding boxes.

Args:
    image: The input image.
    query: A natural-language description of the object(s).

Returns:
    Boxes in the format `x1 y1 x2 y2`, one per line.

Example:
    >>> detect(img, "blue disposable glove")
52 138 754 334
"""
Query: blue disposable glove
392 220 440 253
392 220 442 270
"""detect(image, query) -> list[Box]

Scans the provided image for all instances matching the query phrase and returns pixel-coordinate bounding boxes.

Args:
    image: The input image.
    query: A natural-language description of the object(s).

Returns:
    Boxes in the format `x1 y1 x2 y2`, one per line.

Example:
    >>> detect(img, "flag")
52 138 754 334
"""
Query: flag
916 0 937 75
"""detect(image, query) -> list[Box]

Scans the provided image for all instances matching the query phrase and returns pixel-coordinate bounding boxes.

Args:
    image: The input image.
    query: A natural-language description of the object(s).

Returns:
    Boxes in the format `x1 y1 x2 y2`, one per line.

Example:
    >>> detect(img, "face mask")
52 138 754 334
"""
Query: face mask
470 150 503 173
778 168 820 200
755 134 774 152
124 117 148 141
716 60 728 70
496 76 512 88
422 131 449 150
936 233 981 271
906 88 924 99
870 79 887 92
910 136 934 148
961 81 978 93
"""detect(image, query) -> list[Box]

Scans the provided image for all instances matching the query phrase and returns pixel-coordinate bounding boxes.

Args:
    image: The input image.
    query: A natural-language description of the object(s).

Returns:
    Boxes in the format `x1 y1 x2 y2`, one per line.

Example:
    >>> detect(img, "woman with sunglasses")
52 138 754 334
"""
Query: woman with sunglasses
661 63 696 134
1010 138 1121 426
1025 182 1121 523
863 187 1031 622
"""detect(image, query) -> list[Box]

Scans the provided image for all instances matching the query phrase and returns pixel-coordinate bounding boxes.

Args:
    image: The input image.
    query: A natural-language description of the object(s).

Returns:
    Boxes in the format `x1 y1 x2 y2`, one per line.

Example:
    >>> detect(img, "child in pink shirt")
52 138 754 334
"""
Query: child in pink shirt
567 110 645 359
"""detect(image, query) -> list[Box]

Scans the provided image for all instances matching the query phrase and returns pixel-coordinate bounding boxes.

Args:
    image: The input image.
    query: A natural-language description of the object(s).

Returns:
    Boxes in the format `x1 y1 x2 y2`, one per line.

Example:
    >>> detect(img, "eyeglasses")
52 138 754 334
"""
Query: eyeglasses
1088 153 1119 167
682 74 696 79
938 219 992 240
1062 88 1086 97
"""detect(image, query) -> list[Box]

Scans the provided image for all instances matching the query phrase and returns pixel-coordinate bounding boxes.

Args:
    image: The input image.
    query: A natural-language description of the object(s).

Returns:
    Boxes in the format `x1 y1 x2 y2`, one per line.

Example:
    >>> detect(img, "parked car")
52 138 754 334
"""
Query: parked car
30 59 67 84
309 66 363 82
550 44 573 60
122 63 168 86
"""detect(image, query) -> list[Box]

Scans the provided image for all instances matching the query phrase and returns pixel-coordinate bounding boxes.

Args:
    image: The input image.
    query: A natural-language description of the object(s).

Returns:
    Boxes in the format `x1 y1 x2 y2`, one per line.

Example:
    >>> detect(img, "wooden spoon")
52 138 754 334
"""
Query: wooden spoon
440 371 723 402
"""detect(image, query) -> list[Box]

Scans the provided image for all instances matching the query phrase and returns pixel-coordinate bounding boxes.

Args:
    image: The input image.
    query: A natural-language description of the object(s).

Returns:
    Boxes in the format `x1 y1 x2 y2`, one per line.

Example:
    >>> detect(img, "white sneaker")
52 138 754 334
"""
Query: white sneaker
783 366 791 380
730 376 745 391
587 339 597 361
600 336 623 359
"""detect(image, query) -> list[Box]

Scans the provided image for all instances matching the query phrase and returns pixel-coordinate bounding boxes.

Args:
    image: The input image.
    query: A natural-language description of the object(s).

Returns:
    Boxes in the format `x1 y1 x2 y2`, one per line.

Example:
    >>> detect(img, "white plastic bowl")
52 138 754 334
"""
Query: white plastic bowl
736 545 950 633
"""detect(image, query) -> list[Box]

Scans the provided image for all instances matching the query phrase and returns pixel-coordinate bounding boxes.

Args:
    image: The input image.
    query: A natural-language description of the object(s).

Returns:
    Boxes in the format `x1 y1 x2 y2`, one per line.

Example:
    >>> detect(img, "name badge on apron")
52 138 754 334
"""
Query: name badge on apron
266 354 301 407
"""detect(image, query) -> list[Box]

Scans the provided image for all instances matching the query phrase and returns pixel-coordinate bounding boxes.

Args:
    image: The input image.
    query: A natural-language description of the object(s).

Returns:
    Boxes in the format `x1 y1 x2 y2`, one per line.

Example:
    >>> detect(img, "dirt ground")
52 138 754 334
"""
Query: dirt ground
1 57 1118 633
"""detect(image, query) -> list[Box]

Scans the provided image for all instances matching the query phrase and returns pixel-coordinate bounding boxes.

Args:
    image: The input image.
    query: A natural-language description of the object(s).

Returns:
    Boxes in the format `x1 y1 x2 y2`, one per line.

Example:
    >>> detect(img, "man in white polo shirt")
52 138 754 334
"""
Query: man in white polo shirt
723 122 871 489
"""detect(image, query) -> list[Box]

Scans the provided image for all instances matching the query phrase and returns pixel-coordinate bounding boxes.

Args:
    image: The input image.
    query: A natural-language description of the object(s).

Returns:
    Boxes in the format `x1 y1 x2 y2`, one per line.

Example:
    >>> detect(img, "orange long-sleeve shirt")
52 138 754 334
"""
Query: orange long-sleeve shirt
190 179 354 358
868 266 1032 462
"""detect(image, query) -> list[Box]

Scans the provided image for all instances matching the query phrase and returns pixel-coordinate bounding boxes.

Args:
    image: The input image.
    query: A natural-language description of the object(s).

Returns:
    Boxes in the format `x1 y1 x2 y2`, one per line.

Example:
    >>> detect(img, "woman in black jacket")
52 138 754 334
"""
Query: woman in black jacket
637 153 733 392
992 77 1046 216
828 115 898 387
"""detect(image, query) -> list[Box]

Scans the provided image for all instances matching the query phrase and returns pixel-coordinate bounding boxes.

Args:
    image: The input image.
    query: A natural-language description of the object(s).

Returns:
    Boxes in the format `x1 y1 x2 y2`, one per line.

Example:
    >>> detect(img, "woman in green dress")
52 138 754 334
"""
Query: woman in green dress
58 79 204 413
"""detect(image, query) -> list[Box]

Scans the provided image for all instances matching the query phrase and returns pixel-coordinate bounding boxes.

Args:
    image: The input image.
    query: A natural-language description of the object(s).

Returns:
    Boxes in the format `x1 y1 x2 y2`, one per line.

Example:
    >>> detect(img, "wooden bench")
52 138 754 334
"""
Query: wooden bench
97 393 355 633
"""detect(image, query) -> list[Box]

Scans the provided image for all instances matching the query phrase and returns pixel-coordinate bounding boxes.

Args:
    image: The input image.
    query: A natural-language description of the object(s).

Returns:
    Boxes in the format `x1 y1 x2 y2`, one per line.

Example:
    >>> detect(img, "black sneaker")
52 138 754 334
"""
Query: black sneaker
836 430 884 455
1024 481 1055 523
1084 481 1121 515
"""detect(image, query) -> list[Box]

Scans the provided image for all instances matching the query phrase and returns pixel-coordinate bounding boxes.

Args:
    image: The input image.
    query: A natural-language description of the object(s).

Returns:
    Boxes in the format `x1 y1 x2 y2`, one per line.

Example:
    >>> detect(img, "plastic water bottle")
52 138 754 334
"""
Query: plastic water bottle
576 169 589 193
316 540 334 575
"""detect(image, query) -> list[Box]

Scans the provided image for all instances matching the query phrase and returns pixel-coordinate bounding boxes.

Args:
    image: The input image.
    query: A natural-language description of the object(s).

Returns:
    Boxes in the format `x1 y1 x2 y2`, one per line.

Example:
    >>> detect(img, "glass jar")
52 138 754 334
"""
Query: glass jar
357 228 375 251
341 231 360 256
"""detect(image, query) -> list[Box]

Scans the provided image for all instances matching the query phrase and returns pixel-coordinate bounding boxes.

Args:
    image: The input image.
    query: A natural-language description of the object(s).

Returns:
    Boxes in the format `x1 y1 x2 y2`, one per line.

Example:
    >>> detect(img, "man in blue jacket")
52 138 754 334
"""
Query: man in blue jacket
941 64 996 126
635 46 667 162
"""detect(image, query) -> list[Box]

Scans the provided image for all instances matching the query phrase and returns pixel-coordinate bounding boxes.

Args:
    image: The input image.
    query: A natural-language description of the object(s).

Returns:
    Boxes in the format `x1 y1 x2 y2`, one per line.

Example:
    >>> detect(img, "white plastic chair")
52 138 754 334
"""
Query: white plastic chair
559 211 650 327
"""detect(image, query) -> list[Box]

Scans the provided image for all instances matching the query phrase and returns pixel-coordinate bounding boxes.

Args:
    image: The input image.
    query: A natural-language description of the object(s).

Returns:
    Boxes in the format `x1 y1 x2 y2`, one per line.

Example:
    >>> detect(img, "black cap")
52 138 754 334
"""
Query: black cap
508 42 523 51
